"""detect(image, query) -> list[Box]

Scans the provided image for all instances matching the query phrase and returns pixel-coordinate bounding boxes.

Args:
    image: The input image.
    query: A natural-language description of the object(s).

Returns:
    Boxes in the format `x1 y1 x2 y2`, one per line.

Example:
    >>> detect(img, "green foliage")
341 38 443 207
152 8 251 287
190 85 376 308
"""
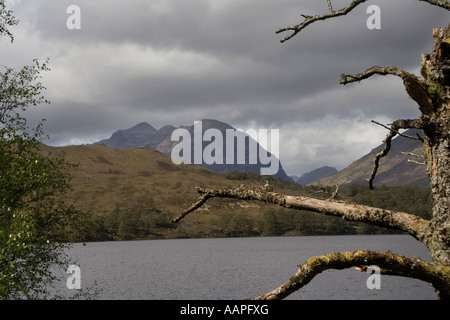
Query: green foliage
0 59 84 298
218 213 256 237
78 197 175 241
254 184 432 237
75 183 432 241
338 184 432 220
0 1 19 42
0 209 70 299
225 170 312 192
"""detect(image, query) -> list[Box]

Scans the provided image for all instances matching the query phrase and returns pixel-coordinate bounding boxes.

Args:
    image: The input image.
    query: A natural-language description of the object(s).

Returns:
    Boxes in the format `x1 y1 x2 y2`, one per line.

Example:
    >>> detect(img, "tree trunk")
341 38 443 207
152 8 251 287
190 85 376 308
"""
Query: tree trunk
421 25 450 266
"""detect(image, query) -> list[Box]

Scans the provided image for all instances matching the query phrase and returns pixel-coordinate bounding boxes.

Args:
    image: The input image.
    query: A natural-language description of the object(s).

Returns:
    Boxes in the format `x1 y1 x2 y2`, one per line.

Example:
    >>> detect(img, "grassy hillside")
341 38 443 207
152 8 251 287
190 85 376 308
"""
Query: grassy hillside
47 144 303 240
43 144 432 242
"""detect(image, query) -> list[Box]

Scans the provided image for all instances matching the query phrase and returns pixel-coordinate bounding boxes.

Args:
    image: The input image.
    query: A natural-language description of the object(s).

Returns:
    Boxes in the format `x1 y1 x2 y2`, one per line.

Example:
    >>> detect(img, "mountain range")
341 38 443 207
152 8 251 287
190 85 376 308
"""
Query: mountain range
94 121 429 187
95 119 293 182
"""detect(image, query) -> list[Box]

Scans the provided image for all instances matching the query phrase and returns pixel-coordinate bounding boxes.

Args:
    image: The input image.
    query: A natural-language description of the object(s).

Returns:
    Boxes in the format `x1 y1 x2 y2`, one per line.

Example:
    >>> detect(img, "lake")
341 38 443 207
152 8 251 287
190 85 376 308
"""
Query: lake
58 235 436 300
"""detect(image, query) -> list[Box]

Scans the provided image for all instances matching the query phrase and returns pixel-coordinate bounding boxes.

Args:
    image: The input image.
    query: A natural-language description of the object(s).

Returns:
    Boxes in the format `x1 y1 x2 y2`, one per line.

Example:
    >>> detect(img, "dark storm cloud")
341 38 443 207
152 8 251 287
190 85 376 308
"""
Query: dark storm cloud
1 0 448 174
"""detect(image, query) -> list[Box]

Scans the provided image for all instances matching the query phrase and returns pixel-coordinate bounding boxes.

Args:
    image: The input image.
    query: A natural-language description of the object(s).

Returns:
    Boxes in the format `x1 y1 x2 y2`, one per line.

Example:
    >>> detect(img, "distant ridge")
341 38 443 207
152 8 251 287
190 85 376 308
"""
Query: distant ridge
314 129 429 187
95 119 292 182
291 166 338 185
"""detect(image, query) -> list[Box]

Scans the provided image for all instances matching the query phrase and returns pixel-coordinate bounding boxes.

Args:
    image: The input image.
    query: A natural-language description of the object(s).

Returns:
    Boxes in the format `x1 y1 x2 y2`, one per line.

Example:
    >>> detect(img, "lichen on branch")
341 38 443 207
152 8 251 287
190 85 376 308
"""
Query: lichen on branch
251 250 450 300
173 185 432 244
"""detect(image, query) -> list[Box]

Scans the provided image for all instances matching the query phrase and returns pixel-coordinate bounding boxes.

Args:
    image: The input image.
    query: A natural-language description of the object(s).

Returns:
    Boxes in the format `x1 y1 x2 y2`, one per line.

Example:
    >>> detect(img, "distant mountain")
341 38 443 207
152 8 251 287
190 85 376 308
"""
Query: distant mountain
291 166 338 185
314 129 429 187
96 122 172 149
95 119 292 182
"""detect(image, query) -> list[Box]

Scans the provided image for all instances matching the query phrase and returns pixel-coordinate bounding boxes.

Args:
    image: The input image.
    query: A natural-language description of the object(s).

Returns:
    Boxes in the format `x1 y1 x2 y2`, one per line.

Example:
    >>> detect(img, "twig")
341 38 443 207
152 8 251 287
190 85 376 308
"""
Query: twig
277 0 449 43
401 152 423 158
329 184 339 199
407 159 426 165
276 0 368 43
327 0 334 12
371 120 422 141
368 119 423 189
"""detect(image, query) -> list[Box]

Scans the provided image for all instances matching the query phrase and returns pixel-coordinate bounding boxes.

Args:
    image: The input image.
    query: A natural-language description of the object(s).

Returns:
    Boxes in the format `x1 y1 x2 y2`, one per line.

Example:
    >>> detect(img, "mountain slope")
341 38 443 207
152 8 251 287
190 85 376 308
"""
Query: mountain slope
314 129 428 187
44 143 310 240
291 166 338 185
95 119 292 182
39 143 431 241
56 143 229 216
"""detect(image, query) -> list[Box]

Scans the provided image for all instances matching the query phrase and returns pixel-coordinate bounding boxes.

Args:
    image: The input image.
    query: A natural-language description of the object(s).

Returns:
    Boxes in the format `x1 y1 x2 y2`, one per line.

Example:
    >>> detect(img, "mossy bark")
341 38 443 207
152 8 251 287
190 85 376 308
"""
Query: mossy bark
420 26 450 267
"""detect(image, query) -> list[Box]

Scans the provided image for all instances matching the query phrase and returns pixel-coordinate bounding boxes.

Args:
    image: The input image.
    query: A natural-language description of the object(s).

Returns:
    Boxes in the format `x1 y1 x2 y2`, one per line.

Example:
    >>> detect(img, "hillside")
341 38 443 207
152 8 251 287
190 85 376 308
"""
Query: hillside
57 143 244 216
314 129 429 187
291 166 338 185
49 143 308 240
40 143 431 241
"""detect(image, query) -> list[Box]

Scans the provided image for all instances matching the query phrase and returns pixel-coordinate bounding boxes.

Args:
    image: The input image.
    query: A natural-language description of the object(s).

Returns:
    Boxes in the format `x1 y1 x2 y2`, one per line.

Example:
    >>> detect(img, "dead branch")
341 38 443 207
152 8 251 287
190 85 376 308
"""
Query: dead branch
340 66 435 115
276 0 368 43
401 151 424 158
171 192 211 223
408 159 427 165
402 151 426 165
173 185 432 243
372 120 423 141
277 1 450 43
340 65 408 84
250 250 450 300
327 0 334 12
368 119 423 189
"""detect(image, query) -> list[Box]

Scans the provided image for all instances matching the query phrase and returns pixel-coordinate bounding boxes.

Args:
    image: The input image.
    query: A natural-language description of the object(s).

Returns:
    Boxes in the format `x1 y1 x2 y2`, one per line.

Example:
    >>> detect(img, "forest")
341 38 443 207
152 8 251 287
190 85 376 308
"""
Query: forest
73 176 432 242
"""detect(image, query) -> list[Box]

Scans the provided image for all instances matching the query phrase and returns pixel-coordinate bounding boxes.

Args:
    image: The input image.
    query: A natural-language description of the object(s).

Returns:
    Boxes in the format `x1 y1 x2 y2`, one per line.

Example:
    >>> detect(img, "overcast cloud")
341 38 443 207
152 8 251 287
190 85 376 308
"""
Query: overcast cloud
0 0 448 175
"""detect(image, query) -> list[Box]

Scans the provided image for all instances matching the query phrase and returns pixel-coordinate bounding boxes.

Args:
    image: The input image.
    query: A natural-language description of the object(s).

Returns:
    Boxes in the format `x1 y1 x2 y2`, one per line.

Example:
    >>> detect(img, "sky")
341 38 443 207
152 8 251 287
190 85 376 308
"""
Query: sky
0 0 448 176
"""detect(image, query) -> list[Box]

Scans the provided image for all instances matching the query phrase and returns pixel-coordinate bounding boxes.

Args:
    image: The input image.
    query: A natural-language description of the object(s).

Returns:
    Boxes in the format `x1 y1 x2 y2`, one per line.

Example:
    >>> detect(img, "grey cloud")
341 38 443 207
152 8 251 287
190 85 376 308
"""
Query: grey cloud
2 0 448 175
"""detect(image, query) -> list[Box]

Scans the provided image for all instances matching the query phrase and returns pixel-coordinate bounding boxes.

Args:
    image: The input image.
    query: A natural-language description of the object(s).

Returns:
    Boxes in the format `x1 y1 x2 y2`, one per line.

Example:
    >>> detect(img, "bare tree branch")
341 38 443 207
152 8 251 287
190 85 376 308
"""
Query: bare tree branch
276 0 368 43
173 185 432 243
171 192 211 223
401 152 424 158
371 120 423 141
407 159 427 165
327 0 334 12
368 119 424 189
277 0 450 43
340 65 416 84
250 250 450 300
341 65 435 115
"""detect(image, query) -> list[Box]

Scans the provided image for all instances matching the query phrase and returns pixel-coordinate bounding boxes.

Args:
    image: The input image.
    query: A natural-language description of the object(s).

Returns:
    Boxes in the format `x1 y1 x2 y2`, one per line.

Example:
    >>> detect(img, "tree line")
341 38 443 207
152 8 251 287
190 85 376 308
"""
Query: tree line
70 183 432 242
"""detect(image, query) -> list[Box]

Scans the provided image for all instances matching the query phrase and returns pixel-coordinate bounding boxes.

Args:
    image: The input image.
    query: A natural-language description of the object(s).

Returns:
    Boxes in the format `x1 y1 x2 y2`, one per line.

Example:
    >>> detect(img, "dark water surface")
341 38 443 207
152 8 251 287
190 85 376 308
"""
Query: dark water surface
60 235 436 300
